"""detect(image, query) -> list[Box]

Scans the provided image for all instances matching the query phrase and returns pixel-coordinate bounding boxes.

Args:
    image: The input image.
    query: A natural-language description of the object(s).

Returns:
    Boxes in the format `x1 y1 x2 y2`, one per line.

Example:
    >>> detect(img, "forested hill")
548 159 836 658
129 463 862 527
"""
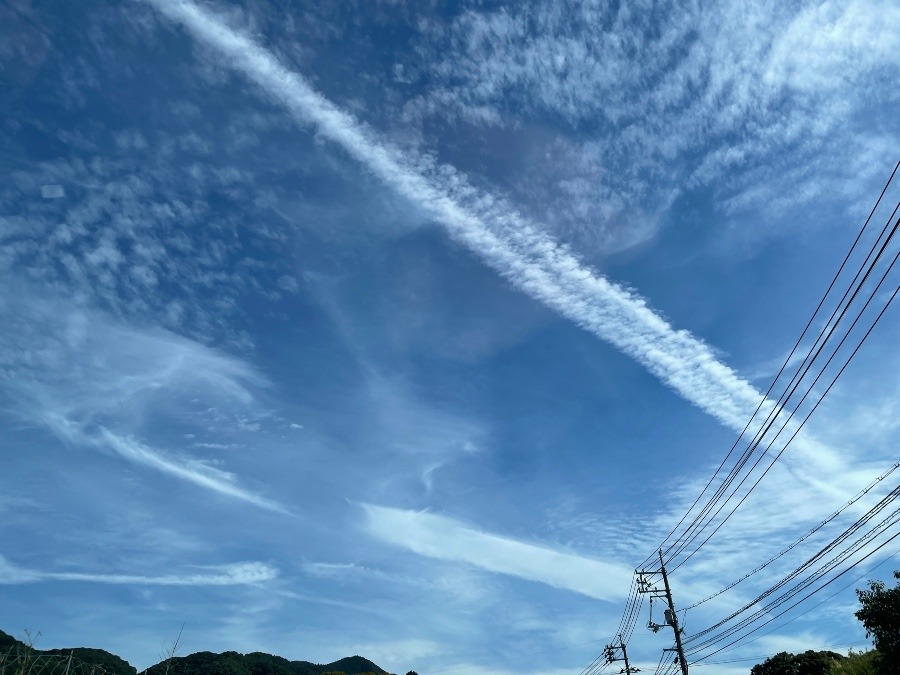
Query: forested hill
0 629 389 675
142 651 387 675
0 629 137 675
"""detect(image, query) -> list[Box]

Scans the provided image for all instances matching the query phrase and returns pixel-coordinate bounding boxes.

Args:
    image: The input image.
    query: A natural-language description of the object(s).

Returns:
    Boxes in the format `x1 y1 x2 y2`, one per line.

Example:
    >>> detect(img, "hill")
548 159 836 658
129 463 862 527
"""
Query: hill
0 629 389 675
0 629 136 675
141 650 386 675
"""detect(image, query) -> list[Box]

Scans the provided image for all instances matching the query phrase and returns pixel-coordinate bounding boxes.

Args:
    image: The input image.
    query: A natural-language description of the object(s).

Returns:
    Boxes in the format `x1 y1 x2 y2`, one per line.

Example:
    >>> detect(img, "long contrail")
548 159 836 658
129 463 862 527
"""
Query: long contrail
145 0 775 436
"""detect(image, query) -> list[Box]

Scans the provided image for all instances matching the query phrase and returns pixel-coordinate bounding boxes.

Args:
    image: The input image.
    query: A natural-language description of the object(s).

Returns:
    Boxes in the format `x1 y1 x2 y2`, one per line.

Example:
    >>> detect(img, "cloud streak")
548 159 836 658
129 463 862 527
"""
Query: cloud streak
362 504 632 601
146 0 772 437
0 555 278 586
0 289 286 513
70 421 286 513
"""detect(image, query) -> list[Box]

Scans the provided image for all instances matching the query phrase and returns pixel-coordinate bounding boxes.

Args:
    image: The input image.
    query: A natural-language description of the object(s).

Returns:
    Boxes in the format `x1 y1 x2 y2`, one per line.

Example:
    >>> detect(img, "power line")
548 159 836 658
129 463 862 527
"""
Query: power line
669 268 899 575
693 545 900 662
665 205 900 570
584 160 899 674
685 492 900 648
641 159 900 571
682 461 900 610
685 508 900 660
686 487 900 643
658 187 900 568
688 528 900 664
689 642 869 667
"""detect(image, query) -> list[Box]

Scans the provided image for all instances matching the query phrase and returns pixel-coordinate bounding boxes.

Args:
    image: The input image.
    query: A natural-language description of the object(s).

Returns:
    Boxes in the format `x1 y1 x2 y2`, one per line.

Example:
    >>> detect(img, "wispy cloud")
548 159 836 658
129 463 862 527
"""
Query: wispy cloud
408 0 899 241
141 8 900 623
84 423 286 513
334 638 445 673
362 504 632 601
146 0 770 437
0 288 285 512
0 555 278 586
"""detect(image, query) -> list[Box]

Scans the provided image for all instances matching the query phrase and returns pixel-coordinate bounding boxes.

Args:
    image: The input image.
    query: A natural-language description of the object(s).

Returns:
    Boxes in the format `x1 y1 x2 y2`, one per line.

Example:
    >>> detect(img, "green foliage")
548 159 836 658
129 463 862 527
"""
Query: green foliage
322 657 385 675
139 648 385 675
855 571 900 674
751 651 795 675
42 648 135 675
0 630 136 675
750 649 843 675
0 629 389 675
830 650 878 675
0 632 20 652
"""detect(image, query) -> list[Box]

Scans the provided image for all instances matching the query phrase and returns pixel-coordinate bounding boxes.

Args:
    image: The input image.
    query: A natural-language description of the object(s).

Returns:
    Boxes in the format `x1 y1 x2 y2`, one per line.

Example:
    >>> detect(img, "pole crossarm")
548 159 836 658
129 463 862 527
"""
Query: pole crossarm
604 636 640 674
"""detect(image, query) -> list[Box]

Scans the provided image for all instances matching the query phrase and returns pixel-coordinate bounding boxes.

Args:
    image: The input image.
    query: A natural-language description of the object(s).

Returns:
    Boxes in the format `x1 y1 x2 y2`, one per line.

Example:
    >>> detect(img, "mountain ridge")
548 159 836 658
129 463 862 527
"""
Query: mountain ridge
0 629 392 675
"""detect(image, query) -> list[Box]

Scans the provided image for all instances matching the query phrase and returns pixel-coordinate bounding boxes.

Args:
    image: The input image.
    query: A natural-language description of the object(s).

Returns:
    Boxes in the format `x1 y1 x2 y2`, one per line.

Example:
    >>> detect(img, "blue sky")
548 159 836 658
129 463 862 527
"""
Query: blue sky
1 1 899 674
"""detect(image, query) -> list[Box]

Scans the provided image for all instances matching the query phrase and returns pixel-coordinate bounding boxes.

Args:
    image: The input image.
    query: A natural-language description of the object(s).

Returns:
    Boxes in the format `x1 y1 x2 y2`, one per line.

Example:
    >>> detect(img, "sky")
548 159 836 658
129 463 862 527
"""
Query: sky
1 1 899 674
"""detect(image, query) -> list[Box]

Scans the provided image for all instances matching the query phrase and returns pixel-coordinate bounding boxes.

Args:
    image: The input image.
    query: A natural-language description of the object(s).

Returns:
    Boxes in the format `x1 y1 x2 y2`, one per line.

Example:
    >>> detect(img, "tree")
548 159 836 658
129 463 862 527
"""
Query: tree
750 650 842 675
855 571 900 673
751 652 796 675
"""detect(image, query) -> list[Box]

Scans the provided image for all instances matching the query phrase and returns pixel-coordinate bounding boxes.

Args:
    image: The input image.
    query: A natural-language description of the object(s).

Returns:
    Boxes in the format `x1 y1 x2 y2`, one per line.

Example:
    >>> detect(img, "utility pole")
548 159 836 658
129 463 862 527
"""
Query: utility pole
637 552 689 675
658 550 689 675
604 635 639 674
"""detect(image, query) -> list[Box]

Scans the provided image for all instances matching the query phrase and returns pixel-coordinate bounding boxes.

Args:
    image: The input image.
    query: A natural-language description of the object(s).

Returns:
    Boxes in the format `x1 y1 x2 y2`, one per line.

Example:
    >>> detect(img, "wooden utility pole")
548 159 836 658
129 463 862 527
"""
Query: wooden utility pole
658 550 689 675
604 635 639 674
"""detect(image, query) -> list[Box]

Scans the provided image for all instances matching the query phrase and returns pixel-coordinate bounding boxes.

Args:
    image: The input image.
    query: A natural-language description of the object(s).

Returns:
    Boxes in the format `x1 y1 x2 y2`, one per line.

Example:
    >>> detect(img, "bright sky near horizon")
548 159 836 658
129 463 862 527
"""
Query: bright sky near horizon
1 1 899 674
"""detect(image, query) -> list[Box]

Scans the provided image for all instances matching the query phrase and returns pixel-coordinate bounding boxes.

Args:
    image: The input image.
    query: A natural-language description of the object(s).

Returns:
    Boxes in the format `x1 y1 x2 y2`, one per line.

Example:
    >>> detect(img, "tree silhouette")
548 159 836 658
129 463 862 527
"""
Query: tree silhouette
856 570 900 674
750 650 842 675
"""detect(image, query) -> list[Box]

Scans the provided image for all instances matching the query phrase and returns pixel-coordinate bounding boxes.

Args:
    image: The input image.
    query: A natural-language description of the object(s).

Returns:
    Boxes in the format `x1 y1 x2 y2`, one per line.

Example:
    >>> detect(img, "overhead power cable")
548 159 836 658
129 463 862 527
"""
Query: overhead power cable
685 486 900 646
694 544 900 662
683 499 900 659
682 460 900 610
688 527 900 664
585 161 898 675
668 248 899 573
664 205 900 571
640 160 900 571
689 642 869 667
652 648 675 675
653 192 900 570
670 268 899 573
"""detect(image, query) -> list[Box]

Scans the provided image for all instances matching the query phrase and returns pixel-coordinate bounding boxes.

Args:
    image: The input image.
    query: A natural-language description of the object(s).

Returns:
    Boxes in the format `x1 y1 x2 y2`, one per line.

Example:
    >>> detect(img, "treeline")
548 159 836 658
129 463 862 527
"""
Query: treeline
750 571 899 675
0 629 392 675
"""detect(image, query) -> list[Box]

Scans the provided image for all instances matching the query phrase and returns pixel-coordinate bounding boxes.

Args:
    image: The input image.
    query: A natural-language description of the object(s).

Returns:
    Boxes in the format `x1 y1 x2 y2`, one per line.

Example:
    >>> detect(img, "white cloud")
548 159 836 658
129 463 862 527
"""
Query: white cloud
301 562 391 581
145 1 871 501
40 184 65 199
752 630 830 656
339 638 445 672
407 0 898 242
765 1 900 92
425 665 579 675
0 555 41 583
362 504 632 601
0 555 278 586
0 288 285 512
141 5 899 598
93 428 286 513
145 0 768 437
